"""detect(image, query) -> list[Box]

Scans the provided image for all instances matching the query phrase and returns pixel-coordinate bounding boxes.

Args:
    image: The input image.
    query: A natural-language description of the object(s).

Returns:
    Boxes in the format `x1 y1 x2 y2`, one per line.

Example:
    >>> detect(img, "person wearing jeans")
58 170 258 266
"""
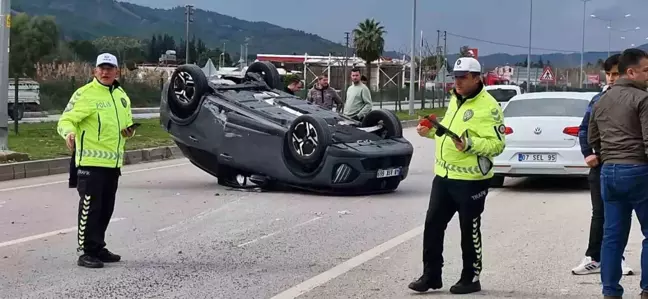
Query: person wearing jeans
572 54 632 276
588 48 648 299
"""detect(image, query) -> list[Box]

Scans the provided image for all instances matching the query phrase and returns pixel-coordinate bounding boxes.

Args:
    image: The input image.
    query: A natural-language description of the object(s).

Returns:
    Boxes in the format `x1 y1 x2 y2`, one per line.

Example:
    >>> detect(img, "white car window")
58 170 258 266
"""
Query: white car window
504 98 589 118
486 89 518 103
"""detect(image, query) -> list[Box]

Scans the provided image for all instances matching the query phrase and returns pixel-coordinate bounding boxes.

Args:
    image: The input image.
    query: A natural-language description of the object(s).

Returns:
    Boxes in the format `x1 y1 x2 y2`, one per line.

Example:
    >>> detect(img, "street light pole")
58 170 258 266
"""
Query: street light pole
184 5 194 64
0 0 10 151
580 0 590 89
526 0 532 92
408 0 416 116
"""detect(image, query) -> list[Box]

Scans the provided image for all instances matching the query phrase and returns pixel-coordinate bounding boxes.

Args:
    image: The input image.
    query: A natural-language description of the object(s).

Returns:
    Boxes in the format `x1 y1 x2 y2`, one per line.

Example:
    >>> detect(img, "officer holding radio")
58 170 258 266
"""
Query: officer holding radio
408 57 505 294
57 53 137 269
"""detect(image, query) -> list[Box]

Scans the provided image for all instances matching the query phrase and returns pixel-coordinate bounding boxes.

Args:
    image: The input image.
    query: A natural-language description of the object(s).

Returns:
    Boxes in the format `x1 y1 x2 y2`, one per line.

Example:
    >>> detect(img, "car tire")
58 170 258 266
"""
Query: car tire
246 61 282 90
361 109 403 138
168 64 209 116
286 114 332 165
490 175 505 188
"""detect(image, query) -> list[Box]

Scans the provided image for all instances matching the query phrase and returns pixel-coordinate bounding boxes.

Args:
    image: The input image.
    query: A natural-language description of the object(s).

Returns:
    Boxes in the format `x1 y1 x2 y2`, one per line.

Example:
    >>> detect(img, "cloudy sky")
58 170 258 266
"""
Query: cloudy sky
129 0 647 55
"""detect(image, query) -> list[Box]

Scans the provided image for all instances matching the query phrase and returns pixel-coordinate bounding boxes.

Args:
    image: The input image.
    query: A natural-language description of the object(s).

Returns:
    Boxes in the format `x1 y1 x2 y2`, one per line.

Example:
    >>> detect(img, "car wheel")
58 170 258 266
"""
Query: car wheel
361 109 403 138
245 61 282 90
168 64 209 116
490 175 505 188
286 114 332 165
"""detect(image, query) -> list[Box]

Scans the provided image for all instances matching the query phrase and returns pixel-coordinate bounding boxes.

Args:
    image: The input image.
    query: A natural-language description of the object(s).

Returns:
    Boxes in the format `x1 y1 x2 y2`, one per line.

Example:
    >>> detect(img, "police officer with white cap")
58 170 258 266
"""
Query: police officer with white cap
408 57 505 294
57 53 136 268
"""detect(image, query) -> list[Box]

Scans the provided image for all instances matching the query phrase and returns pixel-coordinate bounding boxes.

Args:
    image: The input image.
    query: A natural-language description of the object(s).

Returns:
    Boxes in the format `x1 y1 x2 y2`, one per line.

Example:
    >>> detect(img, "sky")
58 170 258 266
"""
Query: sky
128 0 648 56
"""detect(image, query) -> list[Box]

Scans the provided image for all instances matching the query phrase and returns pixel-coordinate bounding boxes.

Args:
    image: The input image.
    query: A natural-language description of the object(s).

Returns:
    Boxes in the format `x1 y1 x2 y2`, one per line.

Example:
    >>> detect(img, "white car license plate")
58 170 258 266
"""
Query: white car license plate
518 153 557 162
377 167 401 178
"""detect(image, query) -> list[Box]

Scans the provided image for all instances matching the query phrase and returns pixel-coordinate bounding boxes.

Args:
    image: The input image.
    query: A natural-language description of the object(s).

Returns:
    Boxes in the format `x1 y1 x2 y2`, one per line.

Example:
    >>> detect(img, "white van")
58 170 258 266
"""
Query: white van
485 85 521 110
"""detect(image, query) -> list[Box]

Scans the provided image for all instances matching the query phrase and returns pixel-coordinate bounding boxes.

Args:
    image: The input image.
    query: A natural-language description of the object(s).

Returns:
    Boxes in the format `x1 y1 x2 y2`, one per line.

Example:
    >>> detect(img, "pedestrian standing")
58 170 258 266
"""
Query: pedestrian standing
57 53 136 268
572 53 633 276
408 57 505 294
343 68 372 121
306 75 344 112
284 76 303 95
588 48 648 299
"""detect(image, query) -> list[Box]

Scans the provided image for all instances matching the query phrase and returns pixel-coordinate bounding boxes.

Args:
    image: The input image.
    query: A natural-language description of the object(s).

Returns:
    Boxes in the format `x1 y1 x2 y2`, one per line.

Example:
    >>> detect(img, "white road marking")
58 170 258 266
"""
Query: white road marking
0 162 189 192
269 225 424 299
157 199 241 232
0 217 126 249
237 217 322 248
269 188 505 299
0 201 5 208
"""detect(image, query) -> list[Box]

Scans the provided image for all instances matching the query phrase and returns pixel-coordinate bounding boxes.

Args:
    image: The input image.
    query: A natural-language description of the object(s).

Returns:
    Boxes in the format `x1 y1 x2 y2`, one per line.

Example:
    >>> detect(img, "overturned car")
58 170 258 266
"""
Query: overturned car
159 61 414 194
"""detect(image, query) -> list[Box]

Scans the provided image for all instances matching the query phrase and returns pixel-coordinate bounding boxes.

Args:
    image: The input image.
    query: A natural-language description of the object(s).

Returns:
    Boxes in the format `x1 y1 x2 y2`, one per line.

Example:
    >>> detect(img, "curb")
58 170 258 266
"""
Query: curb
0 145 183 182
0 118 430 182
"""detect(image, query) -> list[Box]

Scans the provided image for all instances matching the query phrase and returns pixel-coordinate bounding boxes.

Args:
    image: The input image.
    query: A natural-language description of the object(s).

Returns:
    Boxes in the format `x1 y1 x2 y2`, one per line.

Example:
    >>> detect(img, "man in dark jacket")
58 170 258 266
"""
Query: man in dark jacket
306 75 344 112
588 48 648 299
284 76 303 95
572 54 632 276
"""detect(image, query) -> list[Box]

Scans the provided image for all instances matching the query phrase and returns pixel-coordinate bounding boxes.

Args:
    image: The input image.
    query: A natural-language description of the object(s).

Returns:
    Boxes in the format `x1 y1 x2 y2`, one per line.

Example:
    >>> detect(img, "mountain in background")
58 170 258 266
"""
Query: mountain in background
12 0 644 67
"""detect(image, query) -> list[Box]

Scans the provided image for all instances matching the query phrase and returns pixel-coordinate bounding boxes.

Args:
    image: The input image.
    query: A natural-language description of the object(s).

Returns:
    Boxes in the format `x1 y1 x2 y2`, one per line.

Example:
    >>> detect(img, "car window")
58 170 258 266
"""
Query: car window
486 89 518 102
504 98 590 117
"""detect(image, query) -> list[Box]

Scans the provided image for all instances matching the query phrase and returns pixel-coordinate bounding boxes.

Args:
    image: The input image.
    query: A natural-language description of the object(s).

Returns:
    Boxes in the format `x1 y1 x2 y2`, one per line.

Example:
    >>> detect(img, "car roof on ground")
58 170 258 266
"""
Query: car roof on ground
509 91 599 102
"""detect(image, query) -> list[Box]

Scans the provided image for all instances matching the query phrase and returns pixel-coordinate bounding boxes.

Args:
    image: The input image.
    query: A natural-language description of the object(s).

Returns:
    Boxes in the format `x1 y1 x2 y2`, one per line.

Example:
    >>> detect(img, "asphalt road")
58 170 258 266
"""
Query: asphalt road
0 127 644 299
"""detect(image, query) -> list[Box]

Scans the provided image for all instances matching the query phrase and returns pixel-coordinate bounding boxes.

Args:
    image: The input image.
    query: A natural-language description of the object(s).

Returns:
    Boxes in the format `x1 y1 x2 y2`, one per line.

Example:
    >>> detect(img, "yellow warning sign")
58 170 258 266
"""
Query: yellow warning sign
5 15 10 28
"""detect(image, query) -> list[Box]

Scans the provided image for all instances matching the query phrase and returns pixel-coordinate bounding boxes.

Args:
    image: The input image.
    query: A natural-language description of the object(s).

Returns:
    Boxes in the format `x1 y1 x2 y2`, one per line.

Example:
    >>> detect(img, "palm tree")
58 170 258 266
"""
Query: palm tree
352 19 386 89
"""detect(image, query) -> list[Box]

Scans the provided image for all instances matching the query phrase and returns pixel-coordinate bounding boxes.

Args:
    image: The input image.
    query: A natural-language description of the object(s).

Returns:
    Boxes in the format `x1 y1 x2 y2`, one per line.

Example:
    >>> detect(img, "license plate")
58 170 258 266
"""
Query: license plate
377 167 401 178
518 153 557 162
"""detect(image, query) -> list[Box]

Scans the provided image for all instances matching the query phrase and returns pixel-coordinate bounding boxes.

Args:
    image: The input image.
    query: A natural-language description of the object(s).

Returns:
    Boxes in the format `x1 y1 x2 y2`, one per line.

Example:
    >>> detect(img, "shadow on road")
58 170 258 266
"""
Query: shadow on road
501 176 589 193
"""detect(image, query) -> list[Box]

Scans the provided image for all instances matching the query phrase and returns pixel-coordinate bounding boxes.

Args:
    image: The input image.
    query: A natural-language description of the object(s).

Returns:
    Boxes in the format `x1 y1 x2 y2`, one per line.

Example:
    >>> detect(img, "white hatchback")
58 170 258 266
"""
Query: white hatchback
491 91 599 187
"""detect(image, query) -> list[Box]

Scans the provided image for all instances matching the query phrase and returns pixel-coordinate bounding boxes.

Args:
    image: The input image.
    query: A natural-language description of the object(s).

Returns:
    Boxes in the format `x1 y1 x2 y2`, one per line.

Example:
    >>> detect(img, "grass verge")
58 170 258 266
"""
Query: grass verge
5 107 447 162
6 118 174 161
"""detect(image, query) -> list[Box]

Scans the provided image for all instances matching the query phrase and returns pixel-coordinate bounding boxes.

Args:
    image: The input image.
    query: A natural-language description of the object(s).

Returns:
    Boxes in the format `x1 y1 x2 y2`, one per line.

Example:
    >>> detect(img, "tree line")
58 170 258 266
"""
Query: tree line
11 12 236 79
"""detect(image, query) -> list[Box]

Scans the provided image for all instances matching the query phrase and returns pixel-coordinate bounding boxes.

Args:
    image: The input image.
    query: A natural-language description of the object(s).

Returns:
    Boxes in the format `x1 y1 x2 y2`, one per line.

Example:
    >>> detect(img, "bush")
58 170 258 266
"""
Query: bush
35 62 165 110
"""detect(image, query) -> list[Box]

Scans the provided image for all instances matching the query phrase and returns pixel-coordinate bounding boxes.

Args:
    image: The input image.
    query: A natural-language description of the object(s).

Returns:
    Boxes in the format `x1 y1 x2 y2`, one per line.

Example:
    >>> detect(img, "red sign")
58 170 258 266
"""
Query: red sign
539 66 555 83
587 74 600 84
466 48 479 59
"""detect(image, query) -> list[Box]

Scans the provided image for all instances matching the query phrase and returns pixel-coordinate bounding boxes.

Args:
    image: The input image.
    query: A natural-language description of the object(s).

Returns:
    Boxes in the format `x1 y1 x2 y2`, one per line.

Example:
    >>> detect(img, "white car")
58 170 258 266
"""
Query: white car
491 91 600 187
484 84 521 110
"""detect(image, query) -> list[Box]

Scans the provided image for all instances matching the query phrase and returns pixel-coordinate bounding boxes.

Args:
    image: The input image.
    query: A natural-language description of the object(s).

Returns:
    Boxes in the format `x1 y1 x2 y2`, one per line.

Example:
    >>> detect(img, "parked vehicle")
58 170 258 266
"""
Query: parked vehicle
491 91 598 187
7 78 41 121
484 84 521 110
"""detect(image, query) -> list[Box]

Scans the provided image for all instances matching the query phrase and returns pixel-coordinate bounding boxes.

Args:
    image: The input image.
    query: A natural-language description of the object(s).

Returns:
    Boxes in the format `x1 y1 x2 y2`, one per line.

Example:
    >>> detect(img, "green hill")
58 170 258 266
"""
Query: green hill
12 0 348 56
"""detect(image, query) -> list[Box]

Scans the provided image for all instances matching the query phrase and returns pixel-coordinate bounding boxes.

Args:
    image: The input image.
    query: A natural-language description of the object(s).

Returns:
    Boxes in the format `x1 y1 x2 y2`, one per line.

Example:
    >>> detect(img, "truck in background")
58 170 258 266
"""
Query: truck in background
8 78 41 121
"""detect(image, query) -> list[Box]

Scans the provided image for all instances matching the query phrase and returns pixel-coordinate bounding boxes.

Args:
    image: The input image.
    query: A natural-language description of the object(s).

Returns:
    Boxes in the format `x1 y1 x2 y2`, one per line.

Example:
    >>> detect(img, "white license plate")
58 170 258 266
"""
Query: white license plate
377 167 401 178
518 153 557 162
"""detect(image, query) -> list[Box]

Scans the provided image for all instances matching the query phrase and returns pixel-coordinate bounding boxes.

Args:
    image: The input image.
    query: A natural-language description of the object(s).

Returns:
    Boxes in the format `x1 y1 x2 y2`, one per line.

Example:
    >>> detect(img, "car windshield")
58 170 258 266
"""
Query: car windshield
486 88 517 102
504 98 589 117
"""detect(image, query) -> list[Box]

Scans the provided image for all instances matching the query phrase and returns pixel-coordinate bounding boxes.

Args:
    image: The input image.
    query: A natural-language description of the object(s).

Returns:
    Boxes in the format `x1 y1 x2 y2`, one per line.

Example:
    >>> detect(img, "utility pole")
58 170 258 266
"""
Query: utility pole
343 32 350 100
0 0 10 151
418 30 423 105
442 31 447 95
580 0 591 88
184 4 194 64
527 0 533 92
435 30 441 108
408 0 417 115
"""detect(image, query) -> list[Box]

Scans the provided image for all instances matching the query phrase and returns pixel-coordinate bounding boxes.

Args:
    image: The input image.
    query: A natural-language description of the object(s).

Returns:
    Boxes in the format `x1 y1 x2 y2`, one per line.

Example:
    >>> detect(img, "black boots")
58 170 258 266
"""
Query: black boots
408 273 443 292
408 274 481 294
449 279 482 294
77 249 121 268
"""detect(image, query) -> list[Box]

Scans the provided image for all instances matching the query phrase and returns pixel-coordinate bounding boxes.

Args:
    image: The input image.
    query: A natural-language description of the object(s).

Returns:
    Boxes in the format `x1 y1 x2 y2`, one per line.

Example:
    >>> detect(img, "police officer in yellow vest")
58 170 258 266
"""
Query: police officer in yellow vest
57 53 136 268
408 57 505 294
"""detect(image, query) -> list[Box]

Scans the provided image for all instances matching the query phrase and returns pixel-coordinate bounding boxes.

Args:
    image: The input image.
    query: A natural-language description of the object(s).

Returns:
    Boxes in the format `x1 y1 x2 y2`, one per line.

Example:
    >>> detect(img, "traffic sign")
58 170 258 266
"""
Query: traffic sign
539 66 555 83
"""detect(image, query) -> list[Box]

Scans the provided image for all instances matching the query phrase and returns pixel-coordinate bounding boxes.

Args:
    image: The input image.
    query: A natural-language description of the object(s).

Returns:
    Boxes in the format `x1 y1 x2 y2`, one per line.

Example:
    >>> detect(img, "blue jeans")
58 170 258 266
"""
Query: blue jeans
600 164 648 296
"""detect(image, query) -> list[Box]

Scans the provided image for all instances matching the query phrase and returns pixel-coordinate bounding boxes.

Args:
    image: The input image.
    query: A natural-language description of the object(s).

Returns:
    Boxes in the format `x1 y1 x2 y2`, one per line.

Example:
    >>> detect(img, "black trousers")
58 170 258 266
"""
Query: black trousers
422 175 491 282
76 166 120 255
585 165 604 262
69 151 78 188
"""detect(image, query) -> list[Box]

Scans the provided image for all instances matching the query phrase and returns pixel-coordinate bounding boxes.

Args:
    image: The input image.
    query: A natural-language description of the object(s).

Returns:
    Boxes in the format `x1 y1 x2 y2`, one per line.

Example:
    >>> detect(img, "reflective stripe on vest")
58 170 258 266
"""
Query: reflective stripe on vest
435 159 481 175
80 149 123 161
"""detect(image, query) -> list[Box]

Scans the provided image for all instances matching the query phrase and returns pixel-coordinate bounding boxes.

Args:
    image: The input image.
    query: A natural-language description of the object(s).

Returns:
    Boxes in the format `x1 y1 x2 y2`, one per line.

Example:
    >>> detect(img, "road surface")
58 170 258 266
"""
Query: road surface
20 100 450 124
0 127 643 299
